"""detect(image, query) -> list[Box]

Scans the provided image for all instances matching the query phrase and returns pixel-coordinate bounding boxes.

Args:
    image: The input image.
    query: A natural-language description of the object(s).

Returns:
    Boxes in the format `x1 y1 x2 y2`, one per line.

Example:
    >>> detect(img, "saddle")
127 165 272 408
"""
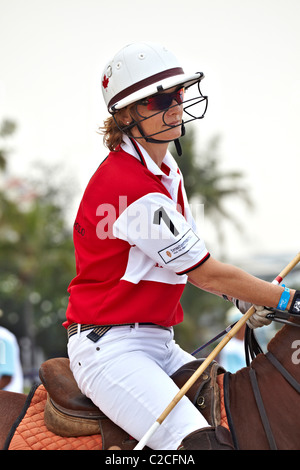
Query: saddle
39 357 226 450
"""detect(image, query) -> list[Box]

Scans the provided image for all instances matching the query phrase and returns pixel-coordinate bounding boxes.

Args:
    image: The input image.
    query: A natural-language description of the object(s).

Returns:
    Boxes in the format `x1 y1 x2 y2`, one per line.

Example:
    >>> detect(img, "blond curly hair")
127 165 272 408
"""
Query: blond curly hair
99 105 137 152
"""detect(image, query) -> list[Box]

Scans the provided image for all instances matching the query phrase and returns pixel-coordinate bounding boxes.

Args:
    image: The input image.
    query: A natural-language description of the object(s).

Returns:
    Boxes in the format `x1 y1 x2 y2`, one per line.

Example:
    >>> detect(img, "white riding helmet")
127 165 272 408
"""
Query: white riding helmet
101 42 203 113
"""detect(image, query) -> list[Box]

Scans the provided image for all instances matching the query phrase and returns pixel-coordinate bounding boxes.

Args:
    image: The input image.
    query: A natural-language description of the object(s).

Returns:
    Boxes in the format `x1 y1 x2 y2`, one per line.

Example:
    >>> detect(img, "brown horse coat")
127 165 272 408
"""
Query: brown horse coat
228 320 300 449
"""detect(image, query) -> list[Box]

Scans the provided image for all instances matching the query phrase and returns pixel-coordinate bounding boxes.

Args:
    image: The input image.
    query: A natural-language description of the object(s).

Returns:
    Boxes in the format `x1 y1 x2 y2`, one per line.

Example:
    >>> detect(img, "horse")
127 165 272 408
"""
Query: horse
227 314 300 450
0 314 299 450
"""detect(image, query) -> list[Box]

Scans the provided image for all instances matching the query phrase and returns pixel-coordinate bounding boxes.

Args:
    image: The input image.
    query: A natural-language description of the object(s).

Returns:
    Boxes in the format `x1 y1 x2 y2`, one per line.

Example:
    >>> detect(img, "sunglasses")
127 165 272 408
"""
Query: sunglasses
140 87 185 112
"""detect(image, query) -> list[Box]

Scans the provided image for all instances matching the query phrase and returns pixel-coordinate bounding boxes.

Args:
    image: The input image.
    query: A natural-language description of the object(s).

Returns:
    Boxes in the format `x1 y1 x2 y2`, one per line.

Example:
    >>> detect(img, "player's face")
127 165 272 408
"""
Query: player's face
133 87 184 142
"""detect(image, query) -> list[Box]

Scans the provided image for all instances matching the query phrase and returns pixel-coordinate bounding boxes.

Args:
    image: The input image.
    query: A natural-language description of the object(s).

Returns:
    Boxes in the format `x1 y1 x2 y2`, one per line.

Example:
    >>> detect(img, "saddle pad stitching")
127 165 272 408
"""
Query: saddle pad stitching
7 384 102 450
3 383 39 450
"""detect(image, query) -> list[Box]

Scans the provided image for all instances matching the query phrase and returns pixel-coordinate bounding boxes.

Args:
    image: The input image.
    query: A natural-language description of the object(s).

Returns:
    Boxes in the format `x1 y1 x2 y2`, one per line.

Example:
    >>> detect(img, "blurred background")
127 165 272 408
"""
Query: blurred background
0 0 299 390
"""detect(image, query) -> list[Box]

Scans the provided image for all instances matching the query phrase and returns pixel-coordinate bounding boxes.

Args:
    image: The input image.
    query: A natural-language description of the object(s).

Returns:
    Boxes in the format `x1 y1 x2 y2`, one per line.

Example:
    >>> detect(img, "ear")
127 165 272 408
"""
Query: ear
118 108 132 126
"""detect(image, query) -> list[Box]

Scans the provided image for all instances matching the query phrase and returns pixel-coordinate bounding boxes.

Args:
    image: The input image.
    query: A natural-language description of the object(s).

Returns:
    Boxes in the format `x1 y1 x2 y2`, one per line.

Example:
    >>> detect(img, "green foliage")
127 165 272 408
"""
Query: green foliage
0 122 76 370
0 120 17 171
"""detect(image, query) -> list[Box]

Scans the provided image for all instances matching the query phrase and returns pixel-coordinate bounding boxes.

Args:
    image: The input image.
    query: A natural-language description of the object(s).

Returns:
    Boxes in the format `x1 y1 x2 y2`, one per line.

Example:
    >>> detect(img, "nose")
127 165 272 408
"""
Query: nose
163 102 183 128
166 99 182 116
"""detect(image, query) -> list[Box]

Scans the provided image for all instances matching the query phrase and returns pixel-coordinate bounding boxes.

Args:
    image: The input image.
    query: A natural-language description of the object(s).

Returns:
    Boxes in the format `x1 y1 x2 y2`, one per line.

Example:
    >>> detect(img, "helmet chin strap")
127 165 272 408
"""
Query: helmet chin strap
135 121 186 157
113 112 186 156
174 123 185 156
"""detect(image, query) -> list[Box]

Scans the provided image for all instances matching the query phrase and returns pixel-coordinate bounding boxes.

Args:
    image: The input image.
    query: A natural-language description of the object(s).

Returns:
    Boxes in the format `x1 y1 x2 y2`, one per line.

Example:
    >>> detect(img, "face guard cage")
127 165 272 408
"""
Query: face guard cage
111 78 208 147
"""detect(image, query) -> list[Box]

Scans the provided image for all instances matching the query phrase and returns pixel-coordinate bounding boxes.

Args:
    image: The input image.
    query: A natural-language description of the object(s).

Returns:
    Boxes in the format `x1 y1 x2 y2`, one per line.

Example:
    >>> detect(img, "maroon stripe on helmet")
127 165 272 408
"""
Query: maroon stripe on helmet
108 67 184 110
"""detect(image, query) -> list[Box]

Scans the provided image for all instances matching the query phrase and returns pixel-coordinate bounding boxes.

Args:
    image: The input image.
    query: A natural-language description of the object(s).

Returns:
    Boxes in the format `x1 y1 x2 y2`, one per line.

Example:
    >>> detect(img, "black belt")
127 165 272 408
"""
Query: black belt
67 322 168 343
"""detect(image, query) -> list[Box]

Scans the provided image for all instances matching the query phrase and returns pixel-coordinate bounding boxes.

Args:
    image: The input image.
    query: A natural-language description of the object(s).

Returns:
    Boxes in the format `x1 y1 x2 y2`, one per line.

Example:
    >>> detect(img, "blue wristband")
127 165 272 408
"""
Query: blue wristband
277 286 290 310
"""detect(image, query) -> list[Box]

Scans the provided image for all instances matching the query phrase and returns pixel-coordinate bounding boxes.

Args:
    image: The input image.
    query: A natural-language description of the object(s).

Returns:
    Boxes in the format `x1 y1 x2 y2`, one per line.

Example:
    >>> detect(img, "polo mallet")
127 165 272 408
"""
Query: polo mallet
134 252 300 450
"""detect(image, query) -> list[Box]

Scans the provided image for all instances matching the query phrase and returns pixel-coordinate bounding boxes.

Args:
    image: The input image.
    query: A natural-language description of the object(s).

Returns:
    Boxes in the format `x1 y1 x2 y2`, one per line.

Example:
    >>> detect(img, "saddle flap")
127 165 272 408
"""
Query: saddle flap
39 358 147 449
39 357 102 418
171 359 226 427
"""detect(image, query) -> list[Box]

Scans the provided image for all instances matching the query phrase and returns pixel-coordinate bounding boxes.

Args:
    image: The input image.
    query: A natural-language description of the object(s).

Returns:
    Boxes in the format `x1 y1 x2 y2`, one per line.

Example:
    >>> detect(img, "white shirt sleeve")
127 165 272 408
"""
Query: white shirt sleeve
113 193 209 274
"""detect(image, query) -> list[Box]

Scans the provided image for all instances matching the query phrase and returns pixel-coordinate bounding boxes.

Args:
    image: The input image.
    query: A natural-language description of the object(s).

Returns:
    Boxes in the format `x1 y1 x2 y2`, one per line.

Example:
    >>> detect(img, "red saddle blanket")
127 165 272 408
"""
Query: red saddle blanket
7 375 229 450
7 384 102 450
217 374 229 431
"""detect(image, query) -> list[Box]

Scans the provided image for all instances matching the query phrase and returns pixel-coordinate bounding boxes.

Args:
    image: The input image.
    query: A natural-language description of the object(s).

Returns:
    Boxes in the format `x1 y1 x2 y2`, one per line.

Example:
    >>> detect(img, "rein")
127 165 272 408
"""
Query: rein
244 314 300 450
247 350 300 450
266 310 300 329
265 351 300 394
199 312 300 450
245 310 300 366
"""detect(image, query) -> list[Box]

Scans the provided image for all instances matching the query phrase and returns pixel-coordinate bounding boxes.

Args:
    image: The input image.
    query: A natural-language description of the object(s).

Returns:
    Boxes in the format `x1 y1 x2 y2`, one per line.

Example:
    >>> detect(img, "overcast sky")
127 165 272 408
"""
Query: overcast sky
0 0 299 268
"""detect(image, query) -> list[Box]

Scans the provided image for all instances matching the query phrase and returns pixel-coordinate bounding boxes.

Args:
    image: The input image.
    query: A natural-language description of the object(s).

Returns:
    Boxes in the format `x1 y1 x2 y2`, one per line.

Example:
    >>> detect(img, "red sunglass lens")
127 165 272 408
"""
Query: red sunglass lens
146 88 184 111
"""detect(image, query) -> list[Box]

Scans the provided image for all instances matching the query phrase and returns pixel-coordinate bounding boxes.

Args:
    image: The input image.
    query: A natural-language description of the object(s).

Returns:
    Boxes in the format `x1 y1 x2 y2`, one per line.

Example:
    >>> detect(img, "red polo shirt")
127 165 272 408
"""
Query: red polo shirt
64 137 209 328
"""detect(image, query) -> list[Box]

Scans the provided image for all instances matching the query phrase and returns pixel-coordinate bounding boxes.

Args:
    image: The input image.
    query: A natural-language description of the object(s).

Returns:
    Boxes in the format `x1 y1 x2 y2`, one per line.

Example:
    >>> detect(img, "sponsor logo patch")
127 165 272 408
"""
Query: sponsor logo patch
158 229 200 264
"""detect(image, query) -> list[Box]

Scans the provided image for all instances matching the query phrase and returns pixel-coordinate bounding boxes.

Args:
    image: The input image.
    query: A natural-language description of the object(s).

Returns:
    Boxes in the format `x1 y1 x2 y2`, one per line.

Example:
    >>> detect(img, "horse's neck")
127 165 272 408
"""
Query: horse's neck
267 320 300 375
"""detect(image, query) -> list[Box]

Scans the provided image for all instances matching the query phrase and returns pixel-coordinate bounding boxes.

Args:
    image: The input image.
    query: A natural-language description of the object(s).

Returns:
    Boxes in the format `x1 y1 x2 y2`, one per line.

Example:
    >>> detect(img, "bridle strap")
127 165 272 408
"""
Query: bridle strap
248 351 300 450
225 317 300 450
244 325 263 367
249 368 278 450
266 351 300 393
266 311 300 329
223 372 240 450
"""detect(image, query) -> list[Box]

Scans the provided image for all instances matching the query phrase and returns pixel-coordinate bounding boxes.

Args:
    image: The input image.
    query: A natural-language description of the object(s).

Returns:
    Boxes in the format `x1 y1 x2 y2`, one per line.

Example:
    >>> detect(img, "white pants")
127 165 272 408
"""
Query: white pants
67 323 208 450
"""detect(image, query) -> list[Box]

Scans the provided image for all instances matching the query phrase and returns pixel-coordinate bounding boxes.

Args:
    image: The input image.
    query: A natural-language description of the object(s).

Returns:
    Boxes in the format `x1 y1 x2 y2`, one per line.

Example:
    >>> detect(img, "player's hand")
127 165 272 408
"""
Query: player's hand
232 298 272 329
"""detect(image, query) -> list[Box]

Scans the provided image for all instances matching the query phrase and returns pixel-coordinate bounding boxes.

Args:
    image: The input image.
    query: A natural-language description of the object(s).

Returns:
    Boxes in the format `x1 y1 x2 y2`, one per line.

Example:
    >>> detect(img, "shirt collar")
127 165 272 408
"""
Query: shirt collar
121 135 179 178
